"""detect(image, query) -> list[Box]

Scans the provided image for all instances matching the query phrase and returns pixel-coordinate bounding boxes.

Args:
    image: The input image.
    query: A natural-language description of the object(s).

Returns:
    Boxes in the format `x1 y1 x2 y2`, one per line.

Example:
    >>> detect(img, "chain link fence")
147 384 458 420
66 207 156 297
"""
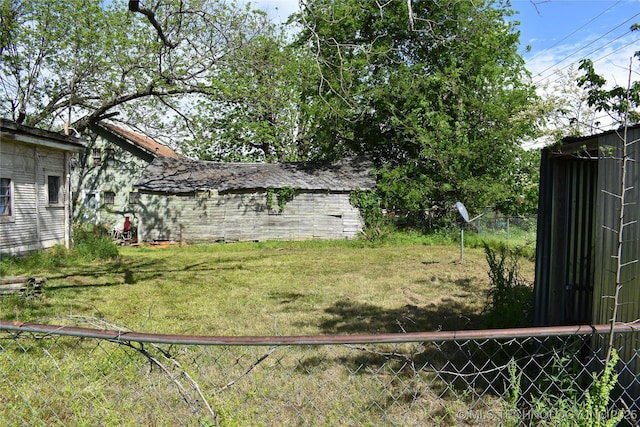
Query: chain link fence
1 319 639 426
473 213 537 247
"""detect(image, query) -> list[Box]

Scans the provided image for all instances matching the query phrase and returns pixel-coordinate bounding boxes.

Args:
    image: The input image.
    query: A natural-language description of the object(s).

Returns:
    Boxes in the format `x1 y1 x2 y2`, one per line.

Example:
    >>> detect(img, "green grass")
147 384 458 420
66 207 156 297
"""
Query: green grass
0 233 536 426
0 232 534 336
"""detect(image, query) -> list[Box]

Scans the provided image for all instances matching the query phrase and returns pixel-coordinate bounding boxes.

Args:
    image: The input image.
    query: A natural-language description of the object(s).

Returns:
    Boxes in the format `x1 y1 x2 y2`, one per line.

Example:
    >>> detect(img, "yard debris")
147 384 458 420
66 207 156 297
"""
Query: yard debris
0 277 45 297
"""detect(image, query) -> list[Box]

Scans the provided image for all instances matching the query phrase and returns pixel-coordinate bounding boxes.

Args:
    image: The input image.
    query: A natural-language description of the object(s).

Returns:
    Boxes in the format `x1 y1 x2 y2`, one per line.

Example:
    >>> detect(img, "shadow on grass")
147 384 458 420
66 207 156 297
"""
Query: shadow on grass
34 256 256 292
316 298 484 335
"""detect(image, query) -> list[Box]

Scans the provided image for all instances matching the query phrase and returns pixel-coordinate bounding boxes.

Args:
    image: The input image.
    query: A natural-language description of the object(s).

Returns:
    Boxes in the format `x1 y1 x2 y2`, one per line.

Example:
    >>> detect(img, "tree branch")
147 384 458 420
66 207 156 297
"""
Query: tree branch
129 1 178 49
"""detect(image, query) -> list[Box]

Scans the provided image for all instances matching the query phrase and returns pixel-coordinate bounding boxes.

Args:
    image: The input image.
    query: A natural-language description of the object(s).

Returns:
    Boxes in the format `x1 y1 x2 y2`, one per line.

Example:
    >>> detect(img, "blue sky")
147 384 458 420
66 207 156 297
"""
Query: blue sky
251 0 640 89
513 0 639 87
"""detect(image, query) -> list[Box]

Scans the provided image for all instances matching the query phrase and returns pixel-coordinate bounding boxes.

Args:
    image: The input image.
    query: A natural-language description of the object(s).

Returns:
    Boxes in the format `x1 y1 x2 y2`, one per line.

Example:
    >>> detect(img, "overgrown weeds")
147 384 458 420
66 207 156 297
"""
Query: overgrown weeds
505 350 624 426
72 224 120 261
0 224 118 276
482 243 534 329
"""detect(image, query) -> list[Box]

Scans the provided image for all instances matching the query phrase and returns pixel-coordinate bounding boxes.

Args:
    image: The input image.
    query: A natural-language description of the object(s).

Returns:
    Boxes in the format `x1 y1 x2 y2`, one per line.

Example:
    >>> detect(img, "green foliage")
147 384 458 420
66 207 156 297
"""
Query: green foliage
185 27 318 162
349 188 394 242
523 350 624 426
266 187 298 213
0 0 278 142
503 359 522 427
577 58 640 124
0 245 69 274
72 224 120 261
265 188 275 211
296 0 538 223
0 225 118 276
349 189 383 227
276 186 297 212
582 350 624 427
482 243 533 328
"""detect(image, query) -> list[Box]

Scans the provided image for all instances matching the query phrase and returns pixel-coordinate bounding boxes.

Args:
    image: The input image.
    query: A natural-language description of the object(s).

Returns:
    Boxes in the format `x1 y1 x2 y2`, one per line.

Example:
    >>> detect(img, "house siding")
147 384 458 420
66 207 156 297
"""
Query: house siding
72 132 150 229
0 140 70 254
137 190 364 243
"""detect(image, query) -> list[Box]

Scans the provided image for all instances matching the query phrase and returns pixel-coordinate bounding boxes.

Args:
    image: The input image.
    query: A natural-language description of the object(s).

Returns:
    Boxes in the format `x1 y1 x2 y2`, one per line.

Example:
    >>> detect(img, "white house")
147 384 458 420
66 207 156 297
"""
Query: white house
0 119 85 255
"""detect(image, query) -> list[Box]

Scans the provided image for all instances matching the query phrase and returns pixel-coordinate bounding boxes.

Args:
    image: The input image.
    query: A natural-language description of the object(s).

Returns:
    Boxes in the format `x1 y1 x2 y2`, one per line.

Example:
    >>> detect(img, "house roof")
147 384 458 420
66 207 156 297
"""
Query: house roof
133 156 376 194
99 123 181 158
1 118 86 152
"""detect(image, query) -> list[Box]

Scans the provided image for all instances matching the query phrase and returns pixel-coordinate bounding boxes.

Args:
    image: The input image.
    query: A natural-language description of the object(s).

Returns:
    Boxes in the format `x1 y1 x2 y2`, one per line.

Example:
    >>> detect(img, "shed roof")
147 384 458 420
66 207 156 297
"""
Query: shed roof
561 123 640 145
548 124 640 157
133 156 376 194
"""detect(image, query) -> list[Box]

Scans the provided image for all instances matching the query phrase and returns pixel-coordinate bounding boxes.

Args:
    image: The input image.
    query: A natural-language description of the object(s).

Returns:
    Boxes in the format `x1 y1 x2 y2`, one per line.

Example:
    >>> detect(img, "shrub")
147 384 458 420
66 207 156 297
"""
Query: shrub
349 189 396 242
482 243 533 328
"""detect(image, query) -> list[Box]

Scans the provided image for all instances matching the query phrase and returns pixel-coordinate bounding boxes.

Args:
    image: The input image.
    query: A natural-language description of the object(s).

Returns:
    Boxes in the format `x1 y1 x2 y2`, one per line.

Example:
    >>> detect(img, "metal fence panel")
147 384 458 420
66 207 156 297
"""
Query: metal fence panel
1 319 638 426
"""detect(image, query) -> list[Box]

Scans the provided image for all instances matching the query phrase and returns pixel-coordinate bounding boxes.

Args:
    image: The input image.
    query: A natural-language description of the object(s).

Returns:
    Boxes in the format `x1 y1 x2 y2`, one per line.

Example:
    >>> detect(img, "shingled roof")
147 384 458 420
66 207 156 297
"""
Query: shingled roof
133 156 376 194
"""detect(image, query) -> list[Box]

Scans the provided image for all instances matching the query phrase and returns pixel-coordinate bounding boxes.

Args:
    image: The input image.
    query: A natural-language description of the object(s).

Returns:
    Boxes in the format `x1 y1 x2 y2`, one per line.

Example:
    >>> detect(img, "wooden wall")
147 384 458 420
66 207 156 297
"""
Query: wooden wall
136 190 364 243
0 140 69 255
72 132 149 229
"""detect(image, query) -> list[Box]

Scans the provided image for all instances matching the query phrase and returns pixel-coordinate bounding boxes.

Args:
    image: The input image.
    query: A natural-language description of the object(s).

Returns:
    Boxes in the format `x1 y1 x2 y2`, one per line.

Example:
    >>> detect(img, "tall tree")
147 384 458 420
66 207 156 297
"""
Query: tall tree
533 65 601 147
0 0 275 144
296 0 538 224
181 27 320 162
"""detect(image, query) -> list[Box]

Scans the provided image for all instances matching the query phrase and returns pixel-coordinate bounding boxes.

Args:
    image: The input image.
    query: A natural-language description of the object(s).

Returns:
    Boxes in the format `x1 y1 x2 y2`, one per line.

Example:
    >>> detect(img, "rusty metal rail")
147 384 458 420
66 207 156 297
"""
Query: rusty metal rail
2 319 638 345
2 319 639 426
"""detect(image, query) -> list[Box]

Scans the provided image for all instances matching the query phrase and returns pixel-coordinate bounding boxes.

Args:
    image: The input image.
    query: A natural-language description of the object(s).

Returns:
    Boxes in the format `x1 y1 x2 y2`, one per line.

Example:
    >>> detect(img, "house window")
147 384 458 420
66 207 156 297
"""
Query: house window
93 148 102 166
105 148 115 166
47 175 61 205
129 191 140 204
0 178 11 216
104 191 115 205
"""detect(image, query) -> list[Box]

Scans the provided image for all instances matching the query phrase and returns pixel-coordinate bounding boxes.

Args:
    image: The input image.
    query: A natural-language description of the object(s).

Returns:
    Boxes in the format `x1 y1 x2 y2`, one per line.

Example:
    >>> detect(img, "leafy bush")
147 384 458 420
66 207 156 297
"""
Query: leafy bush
482 243 533 328
349 188 395 242
506 350 623 427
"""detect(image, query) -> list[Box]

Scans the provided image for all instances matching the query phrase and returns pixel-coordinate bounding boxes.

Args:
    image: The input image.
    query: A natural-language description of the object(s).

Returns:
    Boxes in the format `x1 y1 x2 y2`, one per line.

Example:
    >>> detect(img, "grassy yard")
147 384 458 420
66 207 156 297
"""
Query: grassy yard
1 236 534 336
1 237 540 425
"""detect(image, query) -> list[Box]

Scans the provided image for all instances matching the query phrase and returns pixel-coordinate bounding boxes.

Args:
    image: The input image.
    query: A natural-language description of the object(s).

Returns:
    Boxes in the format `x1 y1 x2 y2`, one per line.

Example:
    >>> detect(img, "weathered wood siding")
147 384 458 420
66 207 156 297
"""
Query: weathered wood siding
137 190 364 243
72 133 149 229
0 140 68 255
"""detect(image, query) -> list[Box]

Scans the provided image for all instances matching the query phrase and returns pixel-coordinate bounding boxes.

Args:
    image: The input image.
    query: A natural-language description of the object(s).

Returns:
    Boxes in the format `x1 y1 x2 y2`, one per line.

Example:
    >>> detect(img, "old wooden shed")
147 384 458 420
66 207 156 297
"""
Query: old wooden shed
132 156 376 243
1 119 85 255
534 125 640 327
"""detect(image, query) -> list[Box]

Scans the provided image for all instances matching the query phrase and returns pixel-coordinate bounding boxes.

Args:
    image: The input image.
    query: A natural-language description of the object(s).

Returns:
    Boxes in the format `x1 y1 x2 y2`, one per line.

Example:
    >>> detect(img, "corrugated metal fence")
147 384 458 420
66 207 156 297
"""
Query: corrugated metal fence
1 319 639 426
